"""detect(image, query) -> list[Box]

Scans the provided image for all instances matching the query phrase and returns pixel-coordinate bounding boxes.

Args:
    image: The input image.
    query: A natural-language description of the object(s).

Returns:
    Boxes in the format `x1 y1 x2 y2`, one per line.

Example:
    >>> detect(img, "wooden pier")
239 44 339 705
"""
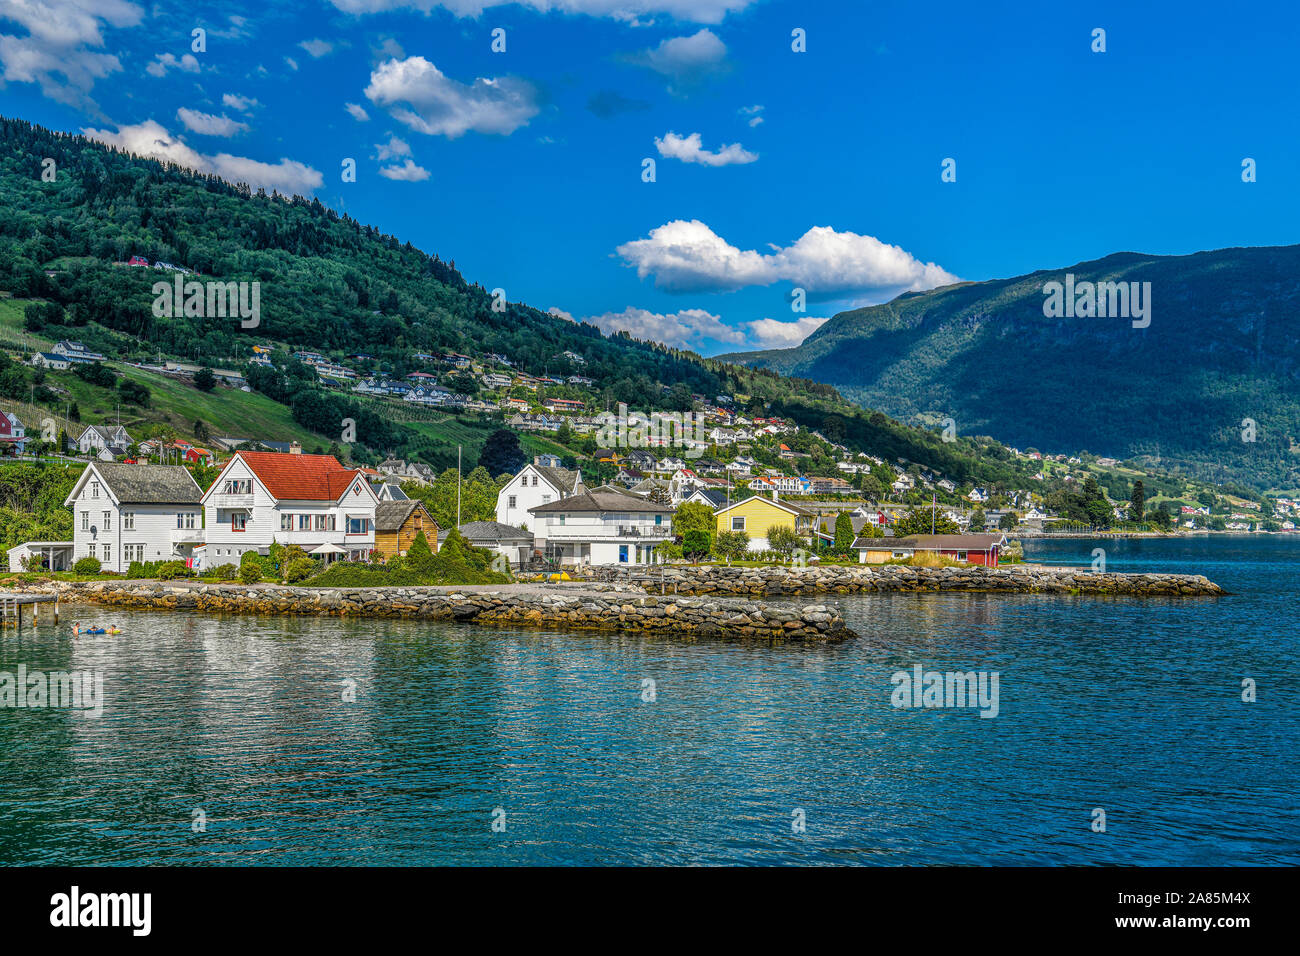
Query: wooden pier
0 593 59 632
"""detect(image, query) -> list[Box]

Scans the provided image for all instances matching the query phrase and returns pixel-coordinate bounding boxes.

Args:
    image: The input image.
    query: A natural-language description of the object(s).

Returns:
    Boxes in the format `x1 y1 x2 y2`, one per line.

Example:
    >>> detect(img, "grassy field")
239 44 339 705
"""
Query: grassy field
0 297 54 352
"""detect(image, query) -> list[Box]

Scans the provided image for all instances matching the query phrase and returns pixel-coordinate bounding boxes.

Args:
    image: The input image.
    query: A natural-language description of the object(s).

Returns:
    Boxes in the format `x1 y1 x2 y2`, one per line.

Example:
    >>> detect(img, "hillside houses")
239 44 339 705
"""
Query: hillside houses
78 424 133 460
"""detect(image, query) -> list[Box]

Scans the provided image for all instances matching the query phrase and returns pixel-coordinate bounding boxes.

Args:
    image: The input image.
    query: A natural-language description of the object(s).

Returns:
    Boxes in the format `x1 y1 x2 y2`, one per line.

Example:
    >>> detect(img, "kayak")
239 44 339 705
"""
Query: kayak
75 627 121 635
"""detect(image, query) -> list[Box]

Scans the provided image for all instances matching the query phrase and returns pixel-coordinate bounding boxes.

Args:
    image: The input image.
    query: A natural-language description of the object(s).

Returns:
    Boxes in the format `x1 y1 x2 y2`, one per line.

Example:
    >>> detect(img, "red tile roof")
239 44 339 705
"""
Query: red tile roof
235 451 367 501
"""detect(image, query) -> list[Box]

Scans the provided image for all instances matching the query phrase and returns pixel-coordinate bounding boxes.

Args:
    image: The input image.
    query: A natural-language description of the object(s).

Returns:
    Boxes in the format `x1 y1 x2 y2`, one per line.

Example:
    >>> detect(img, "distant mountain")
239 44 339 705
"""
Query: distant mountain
720 246 1300 490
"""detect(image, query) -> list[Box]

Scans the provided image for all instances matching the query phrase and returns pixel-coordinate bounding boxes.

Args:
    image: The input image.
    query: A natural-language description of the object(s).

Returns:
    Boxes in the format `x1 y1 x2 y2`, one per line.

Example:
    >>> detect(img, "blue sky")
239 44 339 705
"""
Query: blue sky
2 0 1297 355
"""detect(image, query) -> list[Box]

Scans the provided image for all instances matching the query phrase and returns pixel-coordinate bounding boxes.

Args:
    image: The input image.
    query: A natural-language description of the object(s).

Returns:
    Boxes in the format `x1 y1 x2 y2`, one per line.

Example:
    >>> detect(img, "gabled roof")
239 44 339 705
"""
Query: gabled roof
229 451 370 501
66 463 202 506
688 488 728 509
529 489 674 514
458 520 534 542
374 500 436 533
531 464 582 494
712 494 815 518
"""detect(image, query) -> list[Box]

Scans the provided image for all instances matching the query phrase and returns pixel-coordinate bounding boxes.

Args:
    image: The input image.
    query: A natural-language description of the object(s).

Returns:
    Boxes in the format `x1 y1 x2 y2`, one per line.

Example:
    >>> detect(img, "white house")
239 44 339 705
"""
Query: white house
53 340 105 362
495 461 585 529
63 462 205 572
0 411 25 455
198 450 377 567
529 489 673 566
29 352 71 371
78 424 132 459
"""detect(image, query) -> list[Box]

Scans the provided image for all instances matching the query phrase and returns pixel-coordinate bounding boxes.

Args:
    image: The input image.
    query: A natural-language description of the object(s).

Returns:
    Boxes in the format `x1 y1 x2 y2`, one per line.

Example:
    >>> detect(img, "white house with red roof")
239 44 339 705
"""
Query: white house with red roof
198 450 378 567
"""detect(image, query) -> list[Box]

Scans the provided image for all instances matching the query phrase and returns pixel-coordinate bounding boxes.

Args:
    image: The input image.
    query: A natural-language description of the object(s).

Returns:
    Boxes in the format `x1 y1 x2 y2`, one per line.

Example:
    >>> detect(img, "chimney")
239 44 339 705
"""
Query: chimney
289 441 302 455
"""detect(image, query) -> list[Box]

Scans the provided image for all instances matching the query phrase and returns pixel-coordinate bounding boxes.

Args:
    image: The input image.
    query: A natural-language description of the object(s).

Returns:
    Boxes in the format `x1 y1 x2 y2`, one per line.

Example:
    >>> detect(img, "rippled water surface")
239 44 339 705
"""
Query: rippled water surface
1 536 1296 865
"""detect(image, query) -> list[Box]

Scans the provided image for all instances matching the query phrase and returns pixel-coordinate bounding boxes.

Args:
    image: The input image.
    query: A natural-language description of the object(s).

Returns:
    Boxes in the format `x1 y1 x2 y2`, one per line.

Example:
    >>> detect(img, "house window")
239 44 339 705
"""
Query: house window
542 495 551 504
654 514 663 525
619 545 629 563
177 513 196 529
508 495 516 508
101 544 111 561
298 514 311 531
347 516 369 534
559 514 566 525
231 513 247 532
315 515 329 531
224 479 251 494
531 475 538 487
81 512 89 531
281 514 292 531
102 511 111 530
957 551 968 561
123 512 135 530
731 516 745 531
91 482 100 499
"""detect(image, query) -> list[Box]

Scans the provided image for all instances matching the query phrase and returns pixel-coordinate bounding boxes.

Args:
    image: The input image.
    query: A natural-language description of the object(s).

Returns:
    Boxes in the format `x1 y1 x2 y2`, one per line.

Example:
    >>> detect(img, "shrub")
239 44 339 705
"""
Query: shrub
209 563 237 581
239 562 262 584
155 560 191 580
73 556 102 575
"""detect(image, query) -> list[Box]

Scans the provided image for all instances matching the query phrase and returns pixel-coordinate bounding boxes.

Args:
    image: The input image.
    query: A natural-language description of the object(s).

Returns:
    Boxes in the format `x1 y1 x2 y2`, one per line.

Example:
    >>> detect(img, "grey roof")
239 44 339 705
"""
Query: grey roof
91 463 202 504
529 489 674 514
458 521 534 542
374 500 436 533
689 488 728 509
533 464 582 494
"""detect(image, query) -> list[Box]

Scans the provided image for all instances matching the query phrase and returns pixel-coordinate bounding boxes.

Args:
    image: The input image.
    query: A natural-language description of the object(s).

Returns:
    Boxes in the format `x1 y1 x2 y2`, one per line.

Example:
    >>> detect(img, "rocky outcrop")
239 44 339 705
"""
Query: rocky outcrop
611 563 1227 596
30 580 853 643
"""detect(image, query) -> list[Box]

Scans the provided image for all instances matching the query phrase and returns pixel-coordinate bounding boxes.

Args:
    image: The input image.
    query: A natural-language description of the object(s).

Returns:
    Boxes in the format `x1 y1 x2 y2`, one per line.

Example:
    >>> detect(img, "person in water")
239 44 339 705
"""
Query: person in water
71 621 121 635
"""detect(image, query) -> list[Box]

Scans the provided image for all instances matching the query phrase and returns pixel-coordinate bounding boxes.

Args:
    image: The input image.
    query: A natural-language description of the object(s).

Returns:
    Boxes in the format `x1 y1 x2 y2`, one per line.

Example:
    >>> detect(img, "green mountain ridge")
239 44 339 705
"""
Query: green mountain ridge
720 244 1300 490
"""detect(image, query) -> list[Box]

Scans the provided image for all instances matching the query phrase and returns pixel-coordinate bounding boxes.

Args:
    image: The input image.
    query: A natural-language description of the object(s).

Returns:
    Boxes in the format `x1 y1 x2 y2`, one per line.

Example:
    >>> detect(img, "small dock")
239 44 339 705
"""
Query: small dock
0 593 60 631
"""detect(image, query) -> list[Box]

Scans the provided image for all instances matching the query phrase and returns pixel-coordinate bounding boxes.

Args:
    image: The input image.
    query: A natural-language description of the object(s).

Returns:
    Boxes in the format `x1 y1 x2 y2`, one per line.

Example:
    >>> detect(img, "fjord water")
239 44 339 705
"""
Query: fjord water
1 536 1295 866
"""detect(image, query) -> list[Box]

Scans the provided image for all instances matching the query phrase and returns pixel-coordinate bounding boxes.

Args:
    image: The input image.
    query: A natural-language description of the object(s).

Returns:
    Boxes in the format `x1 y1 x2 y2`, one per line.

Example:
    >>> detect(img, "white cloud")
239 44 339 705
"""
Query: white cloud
222 93 259 112
284 56 298 71
299 38 334 58
145 52 199 77
374 134 411 160
0 0 141 108
547 307 575 322
176 107 248 137
581 306 745 349
364 56 539 138
655 131 756 166
344 102 371 121
84 120 324 195
327 1 754 25
739 104 763 127
616 220 960 297
639 29 728 90
378 159 430 181
746 316 829 348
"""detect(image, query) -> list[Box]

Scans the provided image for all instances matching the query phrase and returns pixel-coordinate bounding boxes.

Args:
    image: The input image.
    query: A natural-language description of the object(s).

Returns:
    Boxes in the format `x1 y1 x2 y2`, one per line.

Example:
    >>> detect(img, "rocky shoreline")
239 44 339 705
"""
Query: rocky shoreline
607 563 1227 597
17 579 854 643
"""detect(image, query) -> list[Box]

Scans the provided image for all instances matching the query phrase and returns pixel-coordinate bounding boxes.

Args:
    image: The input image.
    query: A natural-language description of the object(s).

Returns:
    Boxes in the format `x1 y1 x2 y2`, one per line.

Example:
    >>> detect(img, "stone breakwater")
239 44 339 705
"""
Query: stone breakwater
30 580 854 643
614 563 1227 597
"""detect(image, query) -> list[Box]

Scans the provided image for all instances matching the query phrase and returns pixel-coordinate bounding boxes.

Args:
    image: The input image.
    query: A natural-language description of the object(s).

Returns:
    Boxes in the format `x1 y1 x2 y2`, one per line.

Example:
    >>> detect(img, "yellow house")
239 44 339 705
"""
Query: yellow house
713 495 815 550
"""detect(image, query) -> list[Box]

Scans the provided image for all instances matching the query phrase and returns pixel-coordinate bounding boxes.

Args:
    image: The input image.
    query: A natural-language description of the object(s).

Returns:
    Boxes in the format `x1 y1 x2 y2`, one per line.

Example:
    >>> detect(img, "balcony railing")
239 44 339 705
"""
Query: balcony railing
170 528 205 544
616 525 673 538
212 493 254 509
